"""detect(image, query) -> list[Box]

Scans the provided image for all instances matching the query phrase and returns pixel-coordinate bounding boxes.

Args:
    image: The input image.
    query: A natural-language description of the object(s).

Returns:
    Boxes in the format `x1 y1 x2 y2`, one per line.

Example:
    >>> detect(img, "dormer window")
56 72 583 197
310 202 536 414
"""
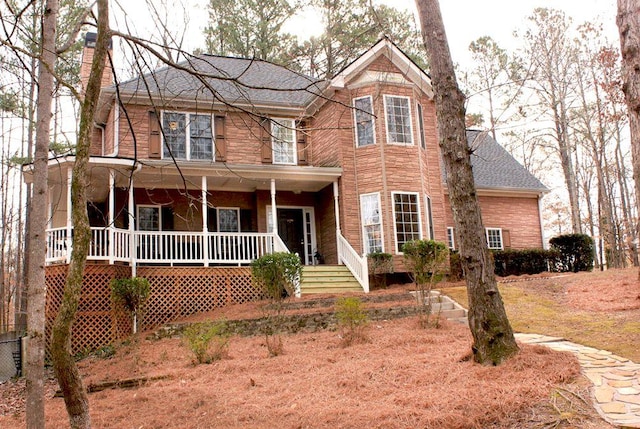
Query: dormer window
353 96 375 147
271 118 296 165
384 95 413 145
162 112 213 160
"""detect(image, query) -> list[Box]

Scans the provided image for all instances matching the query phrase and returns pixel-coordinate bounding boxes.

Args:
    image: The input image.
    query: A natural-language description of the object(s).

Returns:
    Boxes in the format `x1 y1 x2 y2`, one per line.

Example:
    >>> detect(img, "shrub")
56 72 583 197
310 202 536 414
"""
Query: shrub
448 251 463 281
402 240 448 328
251 252 302 356
111 277 151 334
492 249 559 277
368 252 394 289
251 252 302 300
335 297 368 346
549 234 594 272
183 320 230 364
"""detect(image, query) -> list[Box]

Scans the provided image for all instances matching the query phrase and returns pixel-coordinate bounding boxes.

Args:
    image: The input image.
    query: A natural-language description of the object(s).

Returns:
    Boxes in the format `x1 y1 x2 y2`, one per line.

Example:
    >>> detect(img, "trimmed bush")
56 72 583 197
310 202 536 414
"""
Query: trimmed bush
251 252 302 356
251 252 302 300
549 234 594 272
448 251 463 281
492 249 559 277
368 251 394 289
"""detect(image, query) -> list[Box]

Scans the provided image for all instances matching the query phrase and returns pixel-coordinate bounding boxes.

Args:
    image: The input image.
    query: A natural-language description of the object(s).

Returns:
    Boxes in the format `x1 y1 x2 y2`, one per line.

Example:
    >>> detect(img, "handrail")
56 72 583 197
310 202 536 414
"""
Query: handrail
46 228 288 266
337 233 369 293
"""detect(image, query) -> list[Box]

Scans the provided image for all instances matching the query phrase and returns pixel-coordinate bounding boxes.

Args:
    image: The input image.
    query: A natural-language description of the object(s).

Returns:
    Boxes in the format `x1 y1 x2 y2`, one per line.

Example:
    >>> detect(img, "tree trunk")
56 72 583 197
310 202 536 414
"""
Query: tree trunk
415 0 519 365
50 1 109 427
617 0 640 278
26 0 58 426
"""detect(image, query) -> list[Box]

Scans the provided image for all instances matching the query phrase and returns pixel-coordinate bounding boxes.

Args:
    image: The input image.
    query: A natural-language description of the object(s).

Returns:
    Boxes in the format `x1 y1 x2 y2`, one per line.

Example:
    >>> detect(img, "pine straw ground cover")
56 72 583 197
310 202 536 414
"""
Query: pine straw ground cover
1 317 609 428
444 267 640 362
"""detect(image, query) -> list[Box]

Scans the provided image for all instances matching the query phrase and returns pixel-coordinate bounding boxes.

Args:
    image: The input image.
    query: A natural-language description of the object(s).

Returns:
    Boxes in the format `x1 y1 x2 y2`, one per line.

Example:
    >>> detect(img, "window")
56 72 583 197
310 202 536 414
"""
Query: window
137 206 160 231
425 195 434 240
392 192 421 252
417 103 426 149
384 95 413 145
353 96 375 147
447 227 455 250
271 118 296 165
162 112 213 160
486 228 503 250
360 193 383 254
218 208 240 232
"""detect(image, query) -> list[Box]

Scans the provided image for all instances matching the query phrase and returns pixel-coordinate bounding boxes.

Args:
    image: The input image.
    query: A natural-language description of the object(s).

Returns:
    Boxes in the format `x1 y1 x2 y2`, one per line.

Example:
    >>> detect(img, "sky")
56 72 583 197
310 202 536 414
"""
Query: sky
111 0 621 71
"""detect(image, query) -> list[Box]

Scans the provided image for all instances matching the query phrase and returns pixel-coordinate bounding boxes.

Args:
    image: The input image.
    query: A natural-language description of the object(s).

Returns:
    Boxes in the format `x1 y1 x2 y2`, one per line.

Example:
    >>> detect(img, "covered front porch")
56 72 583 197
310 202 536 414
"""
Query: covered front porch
34 157 368 291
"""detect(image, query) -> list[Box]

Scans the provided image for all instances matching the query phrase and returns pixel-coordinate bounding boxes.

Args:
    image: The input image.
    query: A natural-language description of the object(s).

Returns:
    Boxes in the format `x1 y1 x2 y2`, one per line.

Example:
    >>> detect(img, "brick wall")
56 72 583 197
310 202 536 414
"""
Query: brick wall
443 194 544 249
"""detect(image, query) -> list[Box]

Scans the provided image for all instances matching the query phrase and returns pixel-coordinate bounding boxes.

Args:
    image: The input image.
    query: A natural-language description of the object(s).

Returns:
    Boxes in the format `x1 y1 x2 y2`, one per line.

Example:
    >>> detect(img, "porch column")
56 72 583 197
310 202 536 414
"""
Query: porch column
108 169 115 264
66 166 72 264
270 179 278 236
128 177 136 277
202 176 209 266
333 181 342 265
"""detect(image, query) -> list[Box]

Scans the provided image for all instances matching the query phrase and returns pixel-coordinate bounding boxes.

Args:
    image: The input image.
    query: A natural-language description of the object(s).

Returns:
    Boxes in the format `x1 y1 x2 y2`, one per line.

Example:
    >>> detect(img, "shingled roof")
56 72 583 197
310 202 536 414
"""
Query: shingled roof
115 55 326 108
460 130 548 193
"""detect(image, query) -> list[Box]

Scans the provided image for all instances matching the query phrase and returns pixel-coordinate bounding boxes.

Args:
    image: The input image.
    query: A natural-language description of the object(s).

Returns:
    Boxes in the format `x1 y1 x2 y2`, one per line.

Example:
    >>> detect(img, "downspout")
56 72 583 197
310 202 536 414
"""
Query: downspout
538 194 546 249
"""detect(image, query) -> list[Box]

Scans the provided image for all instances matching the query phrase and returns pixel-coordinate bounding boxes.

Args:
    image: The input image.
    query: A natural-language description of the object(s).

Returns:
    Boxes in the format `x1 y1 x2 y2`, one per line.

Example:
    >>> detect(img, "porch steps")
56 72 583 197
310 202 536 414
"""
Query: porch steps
300 265 363 294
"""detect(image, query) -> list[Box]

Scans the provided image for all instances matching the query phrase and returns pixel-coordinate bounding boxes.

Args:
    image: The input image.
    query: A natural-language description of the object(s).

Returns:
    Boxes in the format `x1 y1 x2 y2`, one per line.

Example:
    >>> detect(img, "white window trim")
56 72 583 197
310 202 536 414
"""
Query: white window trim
271 118 297 165
359 192 384 254
353 95 376 148
217 207 240 232
416 102 426 149
137 205 162 231
486 227 504 250
161 111 215 161
447 227 455 250
391 191 422 254
425 195 434 240
383 95 414 146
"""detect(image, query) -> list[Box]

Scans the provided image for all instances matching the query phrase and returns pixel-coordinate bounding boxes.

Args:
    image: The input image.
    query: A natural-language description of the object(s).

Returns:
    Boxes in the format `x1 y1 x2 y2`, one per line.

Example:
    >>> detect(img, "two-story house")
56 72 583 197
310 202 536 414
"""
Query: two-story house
32 35 546 352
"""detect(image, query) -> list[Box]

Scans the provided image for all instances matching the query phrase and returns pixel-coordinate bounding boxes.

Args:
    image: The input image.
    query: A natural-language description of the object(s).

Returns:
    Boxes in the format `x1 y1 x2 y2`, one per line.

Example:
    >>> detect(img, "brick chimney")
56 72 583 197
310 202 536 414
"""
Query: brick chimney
80 32 113 94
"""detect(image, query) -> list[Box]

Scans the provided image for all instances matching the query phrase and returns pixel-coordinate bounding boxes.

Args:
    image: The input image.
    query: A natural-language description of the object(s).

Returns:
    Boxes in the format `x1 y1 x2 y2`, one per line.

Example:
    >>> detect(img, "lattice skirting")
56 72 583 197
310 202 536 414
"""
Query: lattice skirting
45 264 260 354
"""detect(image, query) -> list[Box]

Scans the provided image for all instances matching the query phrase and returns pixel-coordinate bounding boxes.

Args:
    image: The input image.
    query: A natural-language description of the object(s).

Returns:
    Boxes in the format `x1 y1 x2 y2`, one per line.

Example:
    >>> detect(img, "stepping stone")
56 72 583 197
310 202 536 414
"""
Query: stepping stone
619 387 640 395
608 380 634 388
595 387 616 403
619 395 640 406
600 402 628 414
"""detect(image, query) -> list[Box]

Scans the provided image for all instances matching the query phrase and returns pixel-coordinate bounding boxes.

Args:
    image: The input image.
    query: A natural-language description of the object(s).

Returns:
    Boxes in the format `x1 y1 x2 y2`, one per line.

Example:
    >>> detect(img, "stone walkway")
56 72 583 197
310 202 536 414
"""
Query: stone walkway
517 333 640 428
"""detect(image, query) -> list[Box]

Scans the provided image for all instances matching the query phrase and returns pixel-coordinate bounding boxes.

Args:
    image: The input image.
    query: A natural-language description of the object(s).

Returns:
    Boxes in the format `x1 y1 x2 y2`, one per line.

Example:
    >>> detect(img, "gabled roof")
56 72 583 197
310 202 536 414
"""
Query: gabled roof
330 37 433 98
443 130 547 194
112 55 327 109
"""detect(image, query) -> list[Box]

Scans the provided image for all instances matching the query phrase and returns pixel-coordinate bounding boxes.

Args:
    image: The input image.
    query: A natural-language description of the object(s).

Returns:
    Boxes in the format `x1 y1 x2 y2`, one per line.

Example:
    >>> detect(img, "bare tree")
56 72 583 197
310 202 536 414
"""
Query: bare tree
49 1 109 427
415 0 519 365
617 0 640 276
24 0 59 426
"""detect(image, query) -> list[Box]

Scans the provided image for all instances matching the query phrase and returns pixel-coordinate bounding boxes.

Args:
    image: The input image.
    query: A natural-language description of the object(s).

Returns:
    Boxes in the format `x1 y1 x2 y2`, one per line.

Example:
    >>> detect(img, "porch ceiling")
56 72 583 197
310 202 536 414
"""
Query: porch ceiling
39 157 342 201
134 161 342 193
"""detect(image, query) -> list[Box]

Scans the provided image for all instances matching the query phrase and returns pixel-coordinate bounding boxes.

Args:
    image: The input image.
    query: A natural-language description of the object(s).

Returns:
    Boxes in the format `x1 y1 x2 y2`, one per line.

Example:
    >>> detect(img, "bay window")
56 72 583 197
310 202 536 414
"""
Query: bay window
392 192 421 252
360 193 383 254
384 95 413 145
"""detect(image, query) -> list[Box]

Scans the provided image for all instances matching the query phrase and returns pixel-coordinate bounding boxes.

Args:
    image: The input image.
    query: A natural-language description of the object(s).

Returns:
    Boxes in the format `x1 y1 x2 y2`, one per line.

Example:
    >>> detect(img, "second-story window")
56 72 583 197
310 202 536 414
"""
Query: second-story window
163 112 213 160
384 95 413 145
271 118 296 165
353 96 375 147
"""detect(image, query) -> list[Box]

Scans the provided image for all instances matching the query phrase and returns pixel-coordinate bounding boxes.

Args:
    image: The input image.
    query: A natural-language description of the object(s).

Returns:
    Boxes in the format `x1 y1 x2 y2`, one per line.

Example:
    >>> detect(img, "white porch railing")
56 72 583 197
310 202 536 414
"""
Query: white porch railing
337 233 369 293
46 227 288 266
